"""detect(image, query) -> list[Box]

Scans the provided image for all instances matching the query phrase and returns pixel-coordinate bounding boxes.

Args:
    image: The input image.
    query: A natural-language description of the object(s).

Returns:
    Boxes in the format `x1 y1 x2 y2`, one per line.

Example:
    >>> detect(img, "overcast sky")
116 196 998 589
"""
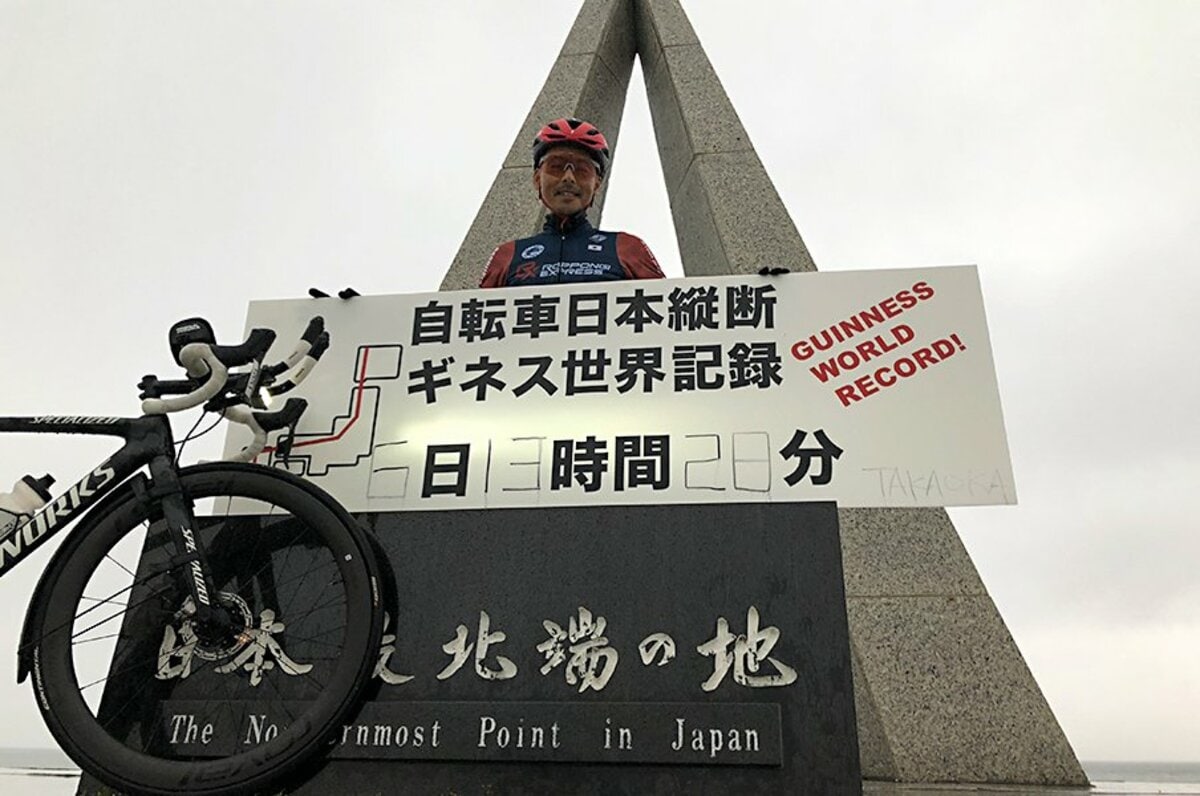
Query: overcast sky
1 0 1197 764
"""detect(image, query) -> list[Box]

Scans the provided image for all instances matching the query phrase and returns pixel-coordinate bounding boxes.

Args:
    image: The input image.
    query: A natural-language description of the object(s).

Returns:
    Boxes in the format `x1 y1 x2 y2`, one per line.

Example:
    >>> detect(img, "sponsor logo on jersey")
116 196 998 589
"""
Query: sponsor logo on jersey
589 233 607 243
539 262 617 278
521 244 545 259
588 244 603 251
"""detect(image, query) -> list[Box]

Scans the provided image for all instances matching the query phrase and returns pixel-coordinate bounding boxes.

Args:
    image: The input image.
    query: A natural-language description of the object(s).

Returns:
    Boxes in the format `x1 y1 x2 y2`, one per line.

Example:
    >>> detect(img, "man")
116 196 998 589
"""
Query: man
479 117 665 287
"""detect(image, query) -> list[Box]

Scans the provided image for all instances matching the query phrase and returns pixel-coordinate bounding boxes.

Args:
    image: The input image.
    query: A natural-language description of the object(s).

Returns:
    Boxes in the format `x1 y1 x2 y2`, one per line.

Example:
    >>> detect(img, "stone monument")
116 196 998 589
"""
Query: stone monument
441 0 1088 785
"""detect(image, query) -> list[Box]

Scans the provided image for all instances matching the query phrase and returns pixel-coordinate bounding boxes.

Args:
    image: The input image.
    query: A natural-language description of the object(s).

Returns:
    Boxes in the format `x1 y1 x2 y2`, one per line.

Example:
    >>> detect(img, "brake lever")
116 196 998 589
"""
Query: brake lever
254 397 308 463
275 418 299 461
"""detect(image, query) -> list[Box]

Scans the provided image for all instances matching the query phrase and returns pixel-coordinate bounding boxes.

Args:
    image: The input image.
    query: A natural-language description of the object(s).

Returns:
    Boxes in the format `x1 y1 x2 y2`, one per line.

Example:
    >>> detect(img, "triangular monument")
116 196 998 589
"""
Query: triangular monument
441 0 1087 785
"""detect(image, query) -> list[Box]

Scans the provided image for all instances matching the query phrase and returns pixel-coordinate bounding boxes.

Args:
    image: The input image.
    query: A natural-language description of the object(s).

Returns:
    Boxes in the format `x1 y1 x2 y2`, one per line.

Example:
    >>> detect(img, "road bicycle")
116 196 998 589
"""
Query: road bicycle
0 316 384 795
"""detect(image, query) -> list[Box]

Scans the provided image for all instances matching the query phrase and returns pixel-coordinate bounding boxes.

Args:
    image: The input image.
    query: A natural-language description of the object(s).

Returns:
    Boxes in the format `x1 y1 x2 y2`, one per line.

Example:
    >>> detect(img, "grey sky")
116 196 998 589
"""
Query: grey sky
1 0 1197 763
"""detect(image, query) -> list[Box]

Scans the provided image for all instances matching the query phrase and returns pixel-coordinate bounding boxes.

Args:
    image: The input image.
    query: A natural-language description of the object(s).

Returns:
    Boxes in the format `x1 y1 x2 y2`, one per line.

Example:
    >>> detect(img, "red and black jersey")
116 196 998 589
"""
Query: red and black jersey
479 212 664 288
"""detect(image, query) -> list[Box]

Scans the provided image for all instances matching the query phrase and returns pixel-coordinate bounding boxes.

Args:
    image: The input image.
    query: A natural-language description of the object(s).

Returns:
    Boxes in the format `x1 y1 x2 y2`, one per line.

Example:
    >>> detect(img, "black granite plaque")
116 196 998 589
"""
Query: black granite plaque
82 501 860 795
304 502 861 794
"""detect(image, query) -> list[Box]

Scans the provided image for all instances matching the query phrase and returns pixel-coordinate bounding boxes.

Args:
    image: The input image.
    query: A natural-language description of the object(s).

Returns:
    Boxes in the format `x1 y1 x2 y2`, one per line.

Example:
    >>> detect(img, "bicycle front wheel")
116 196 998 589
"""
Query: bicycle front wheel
26 462 383 796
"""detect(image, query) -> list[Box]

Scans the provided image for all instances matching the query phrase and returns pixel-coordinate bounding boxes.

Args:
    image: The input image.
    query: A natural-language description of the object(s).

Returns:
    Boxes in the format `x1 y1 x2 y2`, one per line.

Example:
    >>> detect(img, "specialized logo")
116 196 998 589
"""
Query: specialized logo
515 262 538 281
31 416 121 425
521 244 545 259
0 464 118 569
179 525 211 606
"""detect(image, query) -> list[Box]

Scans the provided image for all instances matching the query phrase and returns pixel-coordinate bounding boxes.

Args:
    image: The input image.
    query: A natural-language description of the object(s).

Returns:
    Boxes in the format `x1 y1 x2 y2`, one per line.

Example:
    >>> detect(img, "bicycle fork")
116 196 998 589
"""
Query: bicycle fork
146 457 223 625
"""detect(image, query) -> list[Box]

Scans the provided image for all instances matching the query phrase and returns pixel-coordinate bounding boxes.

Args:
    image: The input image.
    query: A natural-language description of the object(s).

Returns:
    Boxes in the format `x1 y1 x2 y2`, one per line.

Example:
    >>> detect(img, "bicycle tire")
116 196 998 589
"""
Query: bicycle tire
26 462 383 796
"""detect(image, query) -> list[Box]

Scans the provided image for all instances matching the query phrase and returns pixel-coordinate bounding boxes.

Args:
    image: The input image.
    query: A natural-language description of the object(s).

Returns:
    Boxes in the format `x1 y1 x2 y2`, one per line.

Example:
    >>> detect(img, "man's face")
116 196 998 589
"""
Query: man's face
534 145 602 216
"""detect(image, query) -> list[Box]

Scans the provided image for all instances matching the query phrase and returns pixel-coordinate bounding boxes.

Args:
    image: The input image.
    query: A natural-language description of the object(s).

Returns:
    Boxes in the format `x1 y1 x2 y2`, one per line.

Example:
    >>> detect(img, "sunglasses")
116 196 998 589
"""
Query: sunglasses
540 154 598 179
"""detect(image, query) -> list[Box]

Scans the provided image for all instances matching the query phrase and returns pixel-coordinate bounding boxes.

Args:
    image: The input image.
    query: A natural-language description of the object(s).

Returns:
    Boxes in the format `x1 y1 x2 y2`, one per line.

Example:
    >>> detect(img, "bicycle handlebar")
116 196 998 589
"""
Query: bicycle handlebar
224 398 308 462
209 328 277 370
141 346 228 415
262 316 325 379
140 316 329 461
266 330 329 398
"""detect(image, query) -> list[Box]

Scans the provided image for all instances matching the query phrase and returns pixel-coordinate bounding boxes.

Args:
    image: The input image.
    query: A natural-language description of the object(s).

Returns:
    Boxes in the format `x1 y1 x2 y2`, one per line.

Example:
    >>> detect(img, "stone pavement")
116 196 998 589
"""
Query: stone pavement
867 779 1200 795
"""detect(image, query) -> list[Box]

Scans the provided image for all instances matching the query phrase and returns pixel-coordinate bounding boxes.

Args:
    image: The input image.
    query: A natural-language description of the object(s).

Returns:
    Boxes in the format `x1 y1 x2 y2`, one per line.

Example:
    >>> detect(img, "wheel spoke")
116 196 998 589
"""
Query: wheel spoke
104 552 137 579
71 585 174 643
72 632 125 646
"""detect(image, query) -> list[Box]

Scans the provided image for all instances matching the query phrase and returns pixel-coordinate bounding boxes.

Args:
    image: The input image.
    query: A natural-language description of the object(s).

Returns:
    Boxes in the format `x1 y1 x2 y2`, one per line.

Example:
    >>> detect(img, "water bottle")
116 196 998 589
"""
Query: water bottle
0 475 55 540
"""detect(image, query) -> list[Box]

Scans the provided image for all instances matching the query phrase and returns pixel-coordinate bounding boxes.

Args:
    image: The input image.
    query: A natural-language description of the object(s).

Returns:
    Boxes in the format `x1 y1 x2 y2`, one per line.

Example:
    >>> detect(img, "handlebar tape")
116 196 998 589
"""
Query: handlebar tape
141 345 228 414
261 317 325 380
223 398 308 462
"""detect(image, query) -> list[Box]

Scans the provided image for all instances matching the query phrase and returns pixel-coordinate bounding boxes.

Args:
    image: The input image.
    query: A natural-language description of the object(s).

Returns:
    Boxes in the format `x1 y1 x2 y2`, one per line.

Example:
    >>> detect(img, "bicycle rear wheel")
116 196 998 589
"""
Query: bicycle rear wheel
26 462 383 796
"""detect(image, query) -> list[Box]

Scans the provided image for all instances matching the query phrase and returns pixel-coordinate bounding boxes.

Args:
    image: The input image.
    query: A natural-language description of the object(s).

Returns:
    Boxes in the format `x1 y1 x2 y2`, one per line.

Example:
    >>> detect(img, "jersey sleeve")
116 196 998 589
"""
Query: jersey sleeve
478 240 516 288
615 233 666 279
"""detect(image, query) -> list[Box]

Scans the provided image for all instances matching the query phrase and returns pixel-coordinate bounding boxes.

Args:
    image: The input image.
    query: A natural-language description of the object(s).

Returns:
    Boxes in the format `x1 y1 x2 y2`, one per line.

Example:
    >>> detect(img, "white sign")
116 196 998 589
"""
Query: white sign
224 266 1015 509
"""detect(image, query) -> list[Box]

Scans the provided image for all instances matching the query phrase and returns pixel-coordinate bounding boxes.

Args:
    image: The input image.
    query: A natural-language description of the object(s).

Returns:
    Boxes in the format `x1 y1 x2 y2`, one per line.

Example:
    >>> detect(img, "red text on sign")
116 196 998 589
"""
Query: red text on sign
806 324 915 383
790 281 935 362
834 334 966 407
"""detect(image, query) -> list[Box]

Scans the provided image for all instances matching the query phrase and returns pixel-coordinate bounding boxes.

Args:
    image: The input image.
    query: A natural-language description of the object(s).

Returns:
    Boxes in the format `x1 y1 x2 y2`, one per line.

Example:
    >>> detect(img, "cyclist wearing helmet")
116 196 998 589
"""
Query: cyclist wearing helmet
479 117 665 287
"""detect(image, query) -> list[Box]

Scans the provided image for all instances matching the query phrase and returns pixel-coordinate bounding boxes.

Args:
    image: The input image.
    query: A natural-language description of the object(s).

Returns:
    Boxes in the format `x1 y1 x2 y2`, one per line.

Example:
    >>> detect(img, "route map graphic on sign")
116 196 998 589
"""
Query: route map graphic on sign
261 344 403 478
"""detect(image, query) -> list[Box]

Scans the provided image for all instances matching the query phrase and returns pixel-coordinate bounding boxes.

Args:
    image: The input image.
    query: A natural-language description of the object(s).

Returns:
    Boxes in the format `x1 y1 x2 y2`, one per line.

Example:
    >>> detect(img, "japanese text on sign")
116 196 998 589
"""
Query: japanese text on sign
226 267 1015 509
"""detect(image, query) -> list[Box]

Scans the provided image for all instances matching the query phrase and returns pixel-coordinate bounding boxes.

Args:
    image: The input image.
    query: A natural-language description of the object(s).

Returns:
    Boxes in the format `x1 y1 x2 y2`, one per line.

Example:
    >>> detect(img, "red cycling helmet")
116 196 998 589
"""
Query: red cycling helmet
532 117 610 177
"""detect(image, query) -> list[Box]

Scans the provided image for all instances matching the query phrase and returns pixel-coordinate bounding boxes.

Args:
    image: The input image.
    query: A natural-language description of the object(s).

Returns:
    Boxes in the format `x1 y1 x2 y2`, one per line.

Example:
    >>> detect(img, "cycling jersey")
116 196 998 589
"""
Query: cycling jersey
479 212 664 287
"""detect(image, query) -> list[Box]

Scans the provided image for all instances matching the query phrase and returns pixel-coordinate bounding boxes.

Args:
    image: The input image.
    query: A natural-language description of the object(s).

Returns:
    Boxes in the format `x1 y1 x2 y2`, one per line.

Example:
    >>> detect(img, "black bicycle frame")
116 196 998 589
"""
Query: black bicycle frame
0 415 217 611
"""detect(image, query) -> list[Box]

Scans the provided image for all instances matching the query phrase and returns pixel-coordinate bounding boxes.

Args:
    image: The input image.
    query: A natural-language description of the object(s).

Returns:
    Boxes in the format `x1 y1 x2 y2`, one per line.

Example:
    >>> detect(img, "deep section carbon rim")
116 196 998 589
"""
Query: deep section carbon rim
30 464 379 796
